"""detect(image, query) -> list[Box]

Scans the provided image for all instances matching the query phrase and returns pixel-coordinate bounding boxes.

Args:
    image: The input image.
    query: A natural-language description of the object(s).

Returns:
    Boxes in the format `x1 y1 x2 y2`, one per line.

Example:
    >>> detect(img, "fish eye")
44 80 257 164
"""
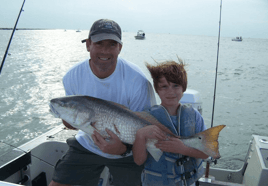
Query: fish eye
198 137 202 140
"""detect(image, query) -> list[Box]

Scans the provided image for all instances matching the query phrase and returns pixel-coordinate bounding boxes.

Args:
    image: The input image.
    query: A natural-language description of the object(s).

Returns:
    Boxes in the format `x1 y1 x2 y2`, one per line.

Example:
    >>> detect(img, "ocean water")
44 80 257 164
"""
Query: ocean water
0 30 267 170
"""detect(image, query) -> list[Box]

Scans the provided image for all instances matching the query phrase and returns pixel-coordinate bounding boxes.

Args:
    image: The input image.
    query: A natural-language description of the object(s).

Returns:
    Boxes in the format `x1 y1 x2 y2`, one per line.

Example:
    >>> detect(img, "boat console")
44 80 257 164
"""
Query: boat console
242 135 268 186
180 89 202 114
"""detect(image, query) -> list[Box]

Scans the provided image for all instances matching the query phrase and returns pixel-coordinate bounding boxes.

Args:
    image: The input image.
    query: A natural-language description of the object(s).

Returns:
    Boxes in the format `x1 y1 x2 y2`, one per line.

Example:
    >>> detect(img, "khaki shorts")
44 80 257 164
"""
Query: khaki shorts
52 137 143 186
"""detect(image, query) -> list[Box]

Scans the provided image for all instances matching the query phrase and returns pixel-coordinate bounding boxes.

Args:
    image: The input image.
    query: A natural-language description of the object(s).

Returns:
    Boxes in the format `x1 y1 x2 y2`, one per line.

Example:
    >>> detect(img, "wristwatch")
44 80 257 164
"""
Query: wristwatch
120 143 133 157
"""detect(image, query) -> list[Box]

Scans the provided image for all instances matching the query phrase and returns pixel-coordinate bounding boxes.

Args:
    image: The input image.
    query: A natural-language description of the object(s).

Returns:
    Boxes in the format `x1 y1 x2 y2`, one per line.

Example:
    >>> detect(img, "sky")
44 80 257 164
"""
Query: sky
0 0 267 39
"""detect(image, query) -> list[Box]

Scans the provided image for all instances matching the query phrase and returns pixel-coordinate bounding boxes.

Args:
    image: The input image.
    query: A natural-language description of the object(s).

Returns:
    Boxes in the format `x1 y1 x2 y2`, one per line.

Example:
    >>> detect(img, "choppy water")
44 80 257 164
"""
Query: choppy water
0 30 268 170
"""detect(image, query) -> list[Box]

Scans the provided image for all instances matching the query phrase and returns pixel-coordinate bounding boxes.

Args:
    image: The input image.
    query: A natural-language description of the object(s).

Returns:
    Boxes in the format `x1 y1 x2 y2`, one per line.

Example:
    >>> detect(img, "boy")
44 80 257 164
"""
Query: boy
133 59 208 186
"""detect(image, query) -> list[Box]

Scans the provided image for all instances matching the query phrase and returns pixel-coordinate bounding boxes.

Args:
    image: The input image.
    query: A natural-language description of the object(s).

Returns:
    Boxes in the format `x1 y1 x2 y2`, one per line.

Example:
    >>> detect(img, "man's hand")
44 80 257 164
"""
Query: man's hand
92 128 126 155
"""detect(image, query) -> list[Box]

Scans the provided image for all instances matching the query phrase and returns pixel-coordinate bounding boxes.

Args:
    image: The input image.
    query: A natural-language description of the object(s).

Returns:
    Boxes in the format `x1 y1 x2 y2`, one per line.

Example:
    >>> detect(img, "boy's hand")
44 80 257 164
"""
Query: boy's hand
136 125 166 141
155 137 186 154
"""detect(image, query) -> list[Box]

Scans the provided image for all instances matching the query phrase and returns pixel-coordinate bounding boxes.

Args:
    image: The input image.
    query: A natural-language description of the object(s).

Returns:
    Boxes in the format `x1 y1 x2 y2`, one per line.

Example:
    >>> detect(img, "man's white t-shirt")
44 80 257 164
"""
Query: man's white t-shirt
63 57 156 159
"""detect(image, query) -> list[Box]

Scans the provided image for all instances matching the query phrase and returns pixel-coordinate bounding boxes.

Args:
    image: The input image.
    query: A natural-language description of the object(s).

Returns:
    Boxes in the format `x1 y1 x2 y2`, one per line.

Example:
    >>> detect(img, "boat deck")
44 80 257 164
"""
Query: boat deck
0 126 74 167
2 126 267 185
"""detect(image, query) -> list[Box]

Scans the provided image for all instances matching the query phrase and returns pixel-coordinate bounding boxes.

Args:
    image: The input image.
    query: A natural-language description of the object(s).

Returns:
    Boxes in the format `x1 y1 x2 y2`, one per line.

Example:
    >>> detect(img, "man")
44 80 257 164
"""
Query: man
49 19 156 186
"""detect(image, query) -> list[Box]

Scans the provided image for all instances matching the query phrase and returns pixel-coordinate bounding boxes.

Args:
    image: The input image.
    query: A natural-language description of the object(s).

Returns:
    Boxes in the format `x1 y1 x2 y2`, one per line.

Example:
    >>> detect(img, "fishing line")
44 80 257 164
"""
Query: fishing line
211 0 223 128
0 140 55 168
0 0 26 75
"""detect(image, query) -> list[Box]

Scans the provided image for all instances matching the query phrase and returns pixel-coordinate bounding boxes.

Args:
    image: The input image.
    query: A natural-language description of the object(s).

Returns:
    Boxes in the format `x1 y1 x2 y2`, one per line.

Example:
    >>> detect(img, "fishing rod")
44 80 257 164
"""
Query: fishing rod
0 0 26 75
204 0 223 180
211 0 223 128
0 140 55 168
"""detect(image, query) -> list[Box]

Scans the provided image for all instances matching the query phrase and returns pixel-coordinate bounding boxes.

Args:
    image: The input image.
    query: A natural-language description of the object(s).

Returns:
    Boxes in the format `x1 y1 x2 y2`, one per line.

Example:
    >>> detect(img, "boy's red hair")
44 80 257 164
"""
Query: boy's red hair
146 58 187 92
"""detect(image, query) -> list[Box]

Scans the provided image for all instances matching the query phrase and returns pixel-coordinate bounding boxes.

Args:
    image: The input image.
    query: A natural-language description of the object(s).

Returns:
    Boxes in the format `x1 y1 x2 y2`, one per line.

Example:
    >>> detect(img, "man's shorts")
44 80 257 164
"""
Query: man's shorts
52 137 144 186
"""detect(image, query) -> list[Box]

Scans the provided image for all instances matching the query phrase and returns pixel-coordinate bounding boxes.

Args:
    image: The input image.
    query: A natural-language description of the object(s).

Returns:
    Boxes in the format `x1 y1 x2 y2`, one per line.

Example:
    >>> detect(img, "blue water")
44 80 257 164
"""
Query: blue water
0 30 268 170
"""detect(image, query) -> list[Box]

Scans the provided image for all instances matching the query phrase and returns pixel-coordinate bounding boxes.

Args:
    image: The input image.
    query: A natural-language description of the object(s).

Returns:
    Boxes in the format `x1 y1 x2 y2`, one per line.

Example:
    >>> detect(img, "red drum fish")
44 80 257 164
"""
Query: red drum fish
49 95 225 161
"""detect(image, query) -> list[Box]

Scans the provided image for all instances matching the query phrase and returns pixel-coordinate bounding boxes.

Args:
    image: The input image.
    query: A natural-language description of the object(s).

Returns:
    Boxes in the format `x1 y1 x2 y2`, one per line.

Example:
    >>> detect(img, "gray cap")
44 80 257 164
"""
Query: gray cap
81 19 122 44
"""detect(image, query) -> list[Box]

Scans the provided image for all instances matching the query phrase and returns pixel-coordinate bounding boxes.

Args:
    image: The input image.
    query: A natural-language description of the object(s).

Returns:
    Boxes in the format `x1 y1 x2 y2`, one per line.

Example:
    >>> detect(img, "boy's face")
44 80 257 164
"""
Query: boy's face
157 77 183 108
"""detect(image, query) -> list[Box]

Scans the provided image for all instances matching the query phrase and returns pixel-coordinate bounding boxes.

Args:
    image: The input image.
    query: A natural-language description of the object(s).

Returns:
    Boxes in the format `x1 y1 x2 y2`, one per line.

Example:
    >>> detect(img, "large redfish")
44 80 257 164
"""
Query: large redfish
49 95 225 161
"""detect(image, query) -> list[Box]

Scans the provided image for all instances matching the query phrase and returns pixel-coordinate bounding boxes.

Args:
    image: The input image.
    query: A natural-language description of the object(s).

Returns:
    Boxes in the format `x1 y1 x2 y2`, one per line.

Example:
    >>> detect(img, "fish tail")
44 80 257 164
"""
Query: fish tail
199 125 226 159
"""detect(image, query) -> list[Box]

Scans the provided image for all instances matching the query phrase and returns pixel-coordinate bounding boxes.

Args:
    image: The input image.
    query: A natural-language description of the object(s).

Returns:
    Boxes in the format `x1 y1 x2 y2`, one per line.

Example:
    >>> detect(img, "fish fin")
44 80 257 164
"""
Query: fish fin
146 139 163 162
80 122 110 140
197 125 226 159
135 112 176 137
79 122 96 140
108 101 130 110
84 96 130 110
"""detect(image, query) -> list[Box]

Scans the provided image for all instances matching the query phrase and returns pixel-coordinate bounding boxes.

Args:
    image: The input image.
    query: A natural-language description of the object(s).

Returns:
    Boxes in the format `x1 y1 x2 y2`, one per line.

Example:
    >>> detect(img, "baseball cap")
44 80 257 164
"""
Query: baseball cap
81 19 122 44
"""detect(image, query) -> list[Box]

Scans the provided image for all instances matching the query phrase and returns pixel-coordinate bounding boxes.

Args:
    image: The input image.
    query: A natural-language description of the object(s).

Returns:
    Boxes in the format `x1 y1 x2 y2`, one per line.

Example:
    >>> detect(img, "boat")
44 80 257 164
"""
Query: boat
134 30 145 40
0 89 267 186
232 36 243 41
76 30 81 32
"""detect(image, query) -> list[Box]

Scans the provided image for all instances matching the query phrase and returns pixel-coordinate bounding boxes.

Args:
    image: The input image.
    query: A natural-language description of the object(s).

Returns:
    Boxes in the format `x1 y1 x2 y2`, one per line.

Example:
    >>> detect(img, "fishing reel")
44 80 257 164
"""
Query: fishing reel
204 157 217 165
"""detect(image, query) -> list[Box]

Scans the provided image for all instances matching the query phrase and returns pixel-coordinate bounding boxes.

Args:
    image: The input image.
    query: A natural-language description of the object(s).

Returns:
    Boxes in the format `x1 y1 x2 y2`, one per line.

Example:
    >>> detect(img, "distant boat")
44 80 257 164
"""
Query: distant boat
76 30 81 32
232 36 242 41
135 30 145 40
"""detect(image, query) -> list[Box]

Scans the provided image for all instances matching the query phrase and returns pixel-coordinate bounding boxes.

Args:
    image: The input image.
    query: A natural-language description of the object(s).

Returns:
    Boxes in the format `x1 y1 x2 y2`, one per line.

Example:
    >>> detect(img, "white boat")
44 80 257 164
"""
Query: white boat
232 36 243 41
0 89 267 186
135 30 145 40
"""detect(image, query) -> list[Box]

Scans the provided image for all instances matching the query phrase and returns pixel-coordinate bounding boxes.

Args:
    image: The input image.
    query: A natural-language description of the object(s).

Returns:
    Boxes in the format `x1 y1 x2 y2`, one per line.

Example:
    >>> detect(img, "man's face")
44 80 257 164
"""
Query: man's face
87 39 122 72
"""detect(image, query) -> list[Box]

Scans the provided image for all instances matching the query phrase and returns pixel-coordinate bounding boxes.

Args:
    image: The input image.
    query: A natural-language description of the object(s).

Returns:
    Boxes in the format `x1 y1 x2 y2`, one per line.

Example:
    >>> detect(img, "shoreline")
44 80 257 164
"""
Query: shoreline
0 28 53 30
